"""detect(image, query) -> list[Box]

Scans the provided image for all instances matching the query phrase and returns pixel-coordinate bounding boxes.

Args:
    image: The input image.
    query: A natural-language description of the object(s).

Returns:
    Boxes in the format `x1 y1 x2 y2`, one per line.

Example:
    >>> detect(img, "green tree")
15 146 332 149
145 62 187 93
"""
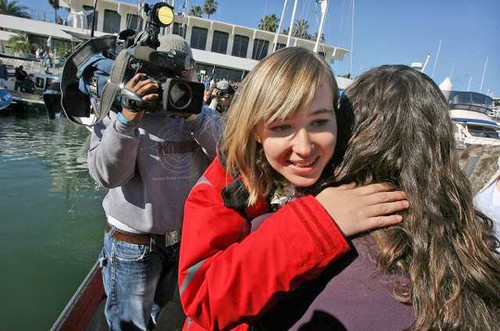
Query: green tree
312 32 326 43
283 19 311 40
7 32 30 54
294 19 310 39
0 0 30 18
258 14 279 32
47 0 60 23
189 5 203 17
202 0 217 19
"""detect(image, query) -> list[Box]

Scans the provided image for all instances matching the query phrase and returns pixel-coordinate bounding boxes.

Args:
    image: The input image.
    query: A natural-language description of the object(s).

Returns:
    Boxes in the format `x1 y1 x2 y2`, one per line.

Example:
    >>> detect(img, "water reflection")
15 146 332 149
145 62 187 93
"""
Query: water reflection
0 115 98 192
0 115 105 330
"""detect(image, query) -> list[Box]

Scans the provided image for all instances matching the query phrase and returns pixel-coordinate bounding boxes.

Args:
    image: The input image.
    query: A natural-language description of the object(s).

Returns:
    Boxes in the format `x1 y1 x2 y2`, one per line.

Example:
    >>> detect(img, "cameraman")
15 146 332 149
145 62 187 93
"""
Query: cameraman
87 34 221 330
205 79 235 113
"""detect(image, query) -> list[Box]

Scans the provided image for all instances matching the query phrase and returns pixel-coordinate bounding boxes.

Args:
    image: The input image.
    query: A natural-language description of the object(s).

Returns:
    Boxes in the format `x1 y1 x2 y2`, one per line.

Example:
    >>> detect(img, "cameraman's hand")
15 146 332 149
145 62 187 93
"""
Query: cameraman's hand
121 73 159 123
315 182 408 237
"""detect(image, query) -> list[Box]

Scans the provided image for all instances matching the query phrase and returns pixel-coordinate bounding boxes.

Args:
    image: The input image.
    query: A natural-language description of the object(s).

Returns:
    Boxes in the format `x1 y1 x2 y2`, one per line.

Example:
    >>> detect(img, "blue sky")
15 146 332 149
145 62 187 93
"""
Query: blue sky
20 0 500 97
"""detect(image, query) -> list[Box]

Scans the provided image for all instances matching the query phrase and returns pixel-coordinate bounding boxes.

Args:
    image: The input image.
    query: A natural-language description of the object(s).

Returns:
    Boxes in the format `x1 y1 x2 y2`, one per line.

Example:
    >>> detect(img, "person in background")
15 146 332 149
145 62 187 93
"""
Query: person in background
205 79 235 113
178 47 409 331
460 144 500 242
252 65 499 330
87 34 221 330
35 47 43 61
14 65 27 91
42 51 52 73
0 60 7 87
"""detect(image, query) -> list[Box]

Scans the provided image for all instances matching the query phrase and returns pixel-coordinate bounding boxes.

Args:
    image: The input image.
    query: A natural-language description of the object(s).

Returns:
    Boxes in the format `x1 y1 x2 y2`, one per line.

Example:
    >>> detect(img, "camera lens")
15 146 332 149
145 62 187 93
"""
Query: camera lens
168 81 192 110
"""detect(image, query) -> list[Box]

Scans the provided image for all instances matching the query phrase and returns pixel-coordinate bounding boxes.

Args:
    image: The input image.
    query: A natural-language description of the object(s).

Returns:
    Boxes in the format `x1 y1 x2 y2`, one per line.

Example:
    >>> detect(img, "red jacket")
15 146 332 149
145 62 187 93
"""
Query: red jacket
179 157 350 331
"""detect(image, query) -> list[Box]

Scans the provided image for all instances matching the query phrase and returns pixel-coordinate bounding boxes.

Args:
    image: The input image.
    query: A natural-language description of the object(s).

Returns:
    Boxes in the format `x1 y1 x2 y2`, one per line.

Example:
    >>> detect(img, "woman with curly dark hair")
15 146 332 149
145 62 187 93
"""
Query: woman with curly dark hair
333 64 499 330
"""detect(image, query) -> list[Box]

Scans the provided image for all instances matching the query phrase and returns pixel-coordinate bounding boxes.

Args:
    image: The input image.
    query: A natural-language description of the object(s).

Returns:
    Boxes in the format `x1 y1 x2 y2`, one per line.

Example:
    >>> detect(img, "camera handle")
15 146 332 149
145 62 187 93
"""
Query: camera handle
120 87 154 113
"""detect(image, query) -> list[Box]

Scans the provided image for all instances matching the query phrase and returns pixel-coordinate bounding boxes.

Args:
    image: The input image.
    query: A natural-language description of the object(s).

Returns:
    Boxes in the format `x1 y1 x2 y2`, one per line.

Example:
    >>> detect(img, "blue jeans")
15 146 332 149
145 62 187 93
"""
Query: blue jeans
100 228 183 330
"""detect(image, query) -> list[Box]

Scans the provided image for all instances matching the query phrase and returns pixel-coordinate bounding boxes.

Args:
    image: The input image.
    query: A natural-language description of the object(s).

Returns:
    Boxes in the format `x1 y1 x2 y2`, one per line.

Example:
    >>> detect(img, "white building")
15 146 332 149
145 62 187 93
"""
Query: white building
1 0 350 82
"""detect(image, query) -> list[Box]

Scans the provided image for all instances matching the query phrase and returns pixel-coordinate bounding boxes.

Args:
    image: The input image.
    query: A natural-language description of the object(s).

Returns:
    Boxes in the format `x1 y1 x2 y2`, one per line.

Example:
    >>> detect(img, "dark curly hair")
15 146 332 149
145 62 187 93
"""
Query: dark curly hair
333 65 500 330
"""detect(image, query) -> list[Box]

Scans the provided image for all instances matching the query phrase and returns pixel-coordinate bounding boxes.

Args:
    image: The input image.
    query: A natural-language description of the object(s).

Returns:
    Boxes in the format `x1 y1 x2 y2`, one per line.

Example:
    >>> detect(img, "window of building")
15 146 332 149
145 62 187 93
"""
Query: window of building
252 39 269 60
232 34 249 58
191 27 208 50
126 13 142 31
211 31 228 54
275 42 286 51
173 22 186 38
195 63 246 82
82 5 98 30
103 9 121 33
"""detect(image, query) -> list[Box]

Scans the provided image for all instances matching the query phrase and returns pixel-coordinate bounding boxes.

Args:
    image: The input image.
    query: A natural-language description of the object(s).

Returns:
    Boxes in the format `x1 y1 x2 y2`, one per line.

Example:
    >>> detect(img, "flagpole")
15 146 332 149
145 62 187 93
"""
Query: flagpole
314 0 329 53
90 0 98 37
287 0 299 47
273 0 289 52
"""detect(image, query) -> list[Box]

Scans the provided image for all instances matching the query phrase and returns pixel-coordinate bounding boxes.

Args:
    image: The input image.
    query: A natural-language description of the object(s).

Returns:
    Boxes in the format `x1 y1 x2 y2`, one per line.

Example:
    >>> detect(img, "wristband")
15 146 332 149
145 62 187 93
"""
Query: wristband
117 112 134 126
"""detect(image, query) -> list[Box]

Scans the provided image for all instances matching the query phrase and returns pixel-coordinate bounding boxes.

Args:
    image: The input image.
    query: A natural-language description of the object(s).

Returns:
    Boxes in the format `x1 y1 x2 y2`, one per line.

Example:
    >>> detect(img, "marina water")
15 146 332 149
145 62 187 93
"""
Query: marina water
0 114 105 330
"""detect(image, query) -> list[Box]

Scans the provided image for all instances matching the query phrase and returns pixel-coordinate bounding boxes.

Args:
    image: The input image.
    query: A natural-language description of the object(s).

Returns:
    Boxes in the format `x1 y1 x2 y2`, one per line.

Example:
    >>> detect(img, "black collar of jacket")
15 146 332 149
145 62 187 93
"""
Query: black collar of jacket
218 148 270 220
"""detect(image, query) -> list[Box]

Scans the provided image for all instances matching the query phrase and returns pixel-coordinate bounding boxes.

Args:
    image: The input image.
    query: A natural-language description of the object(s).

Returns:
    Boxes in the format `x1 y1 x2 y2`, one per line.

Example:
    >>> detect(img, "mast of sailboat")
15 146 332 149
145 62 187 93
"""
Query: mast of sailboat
286 0 299 47
90 0 98 37
273 0 289 52
313 0 329 53
467 75 472 91
431 39 442 78
421 54 431 73
349 0 355 75
479 56 488 93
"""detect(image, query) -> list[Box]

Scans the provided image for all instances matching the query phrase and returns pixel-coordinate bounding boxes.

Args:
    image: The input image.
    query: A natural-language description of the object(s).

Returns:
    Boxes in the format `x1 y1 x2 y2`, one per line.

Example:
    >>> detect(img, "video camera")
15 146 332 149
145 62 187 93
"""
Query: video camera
60 2 204 126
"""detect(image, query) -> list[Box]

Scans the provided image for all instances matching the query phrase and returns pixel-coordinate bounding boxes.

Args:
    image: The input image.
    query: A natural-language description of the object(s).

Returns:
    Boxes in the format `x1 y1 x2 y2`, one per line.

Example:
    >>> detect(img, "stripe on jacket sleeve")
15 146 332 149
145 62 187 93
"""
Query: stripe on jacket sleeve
180 259 205 295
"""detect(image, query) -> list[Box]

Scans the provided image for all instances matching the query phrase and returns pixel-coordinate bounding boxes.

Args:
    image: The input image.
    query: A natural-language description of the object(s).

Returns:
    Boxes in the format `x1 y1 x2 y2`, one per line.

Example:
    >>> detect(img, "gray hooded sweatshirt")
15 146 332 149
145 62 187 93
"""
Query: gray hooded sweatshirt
88 106 221 234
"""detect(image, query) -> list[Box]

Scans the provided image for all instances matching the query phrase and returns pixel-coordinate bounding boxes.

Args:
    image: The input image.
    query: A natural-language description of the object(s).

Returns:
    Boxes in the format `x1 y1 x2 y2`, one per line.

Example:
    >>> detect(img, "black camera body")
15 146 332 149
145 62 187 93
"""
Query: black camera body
120 46 204 115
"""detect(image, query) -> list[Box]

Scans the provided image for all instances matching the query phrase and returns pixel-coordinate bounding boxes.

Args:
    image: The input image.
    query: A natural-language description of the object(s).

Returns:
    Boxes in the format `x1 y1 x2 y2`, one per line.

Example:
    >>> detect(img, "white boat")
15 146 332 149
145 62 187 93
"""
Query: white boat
0 60 59 115
447 91 500 147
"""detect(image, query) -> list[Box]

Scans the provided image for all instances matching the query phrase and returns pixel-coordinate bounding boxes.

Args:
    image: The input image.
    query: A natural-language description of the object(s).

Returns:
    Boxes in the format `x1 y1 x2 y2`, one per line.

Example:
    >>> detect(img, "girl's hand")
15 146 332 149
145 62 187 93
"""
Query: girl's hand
315 182 408 236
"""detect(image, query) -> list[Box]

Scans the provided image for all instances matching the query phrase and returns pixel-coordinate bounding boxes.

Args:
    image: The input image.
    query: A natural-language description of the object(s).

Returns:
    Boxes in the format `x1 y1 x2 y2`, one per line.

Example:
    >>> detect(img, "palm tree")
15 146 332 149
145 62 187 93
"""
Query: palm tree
189 5 203 18
7 32 30 55
202 0 217 19
294 19 310 39
283 19 311 40
0 0 30 18
312 32 326 43
47 0 60 23
258 14 279 32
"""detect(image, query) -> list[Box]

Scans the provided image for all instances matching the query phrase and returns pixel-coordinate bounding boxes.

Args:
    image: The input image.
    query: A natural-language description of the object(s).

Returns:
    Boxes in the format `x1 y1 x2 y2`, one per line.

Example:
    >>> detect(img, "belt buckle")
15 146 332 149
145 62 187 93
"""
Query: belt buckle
165 230 180 247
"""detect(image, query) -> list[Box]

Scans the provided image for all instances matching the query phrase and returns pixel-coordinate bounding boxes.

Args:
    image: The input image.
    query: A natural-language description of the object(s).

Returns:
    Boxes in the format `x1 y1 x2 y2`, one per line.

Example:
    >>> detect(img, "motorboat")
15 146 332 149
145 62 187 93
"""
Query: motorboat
0 61 60 116
447 91 500 147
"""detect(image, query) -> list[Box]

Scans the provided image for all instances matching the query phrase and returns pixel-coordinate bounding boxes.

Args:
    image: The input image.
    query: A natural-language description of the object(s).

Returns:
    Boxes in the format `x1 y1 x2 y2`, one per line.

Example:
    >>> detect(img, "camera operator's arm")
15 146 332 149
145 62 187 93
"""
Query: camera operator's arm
180 70 221 159
186 106 221 159
87 74 159 188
